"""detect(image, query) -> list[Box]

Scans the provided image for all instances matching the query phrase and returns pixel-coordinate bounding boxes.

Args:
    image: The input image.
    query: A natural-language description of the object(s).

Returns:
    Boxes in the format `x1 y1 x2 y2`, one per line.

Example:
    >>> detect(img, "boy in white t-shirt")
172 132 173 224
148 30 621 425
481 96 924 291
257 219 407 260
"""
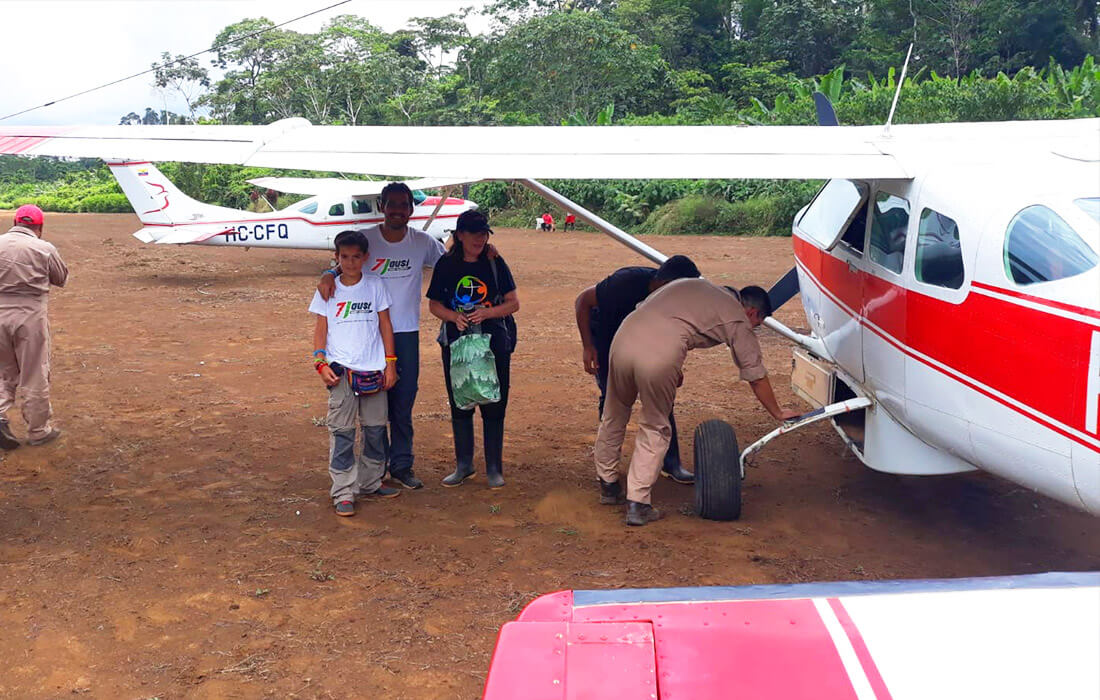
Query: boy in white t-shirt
309 231 399 517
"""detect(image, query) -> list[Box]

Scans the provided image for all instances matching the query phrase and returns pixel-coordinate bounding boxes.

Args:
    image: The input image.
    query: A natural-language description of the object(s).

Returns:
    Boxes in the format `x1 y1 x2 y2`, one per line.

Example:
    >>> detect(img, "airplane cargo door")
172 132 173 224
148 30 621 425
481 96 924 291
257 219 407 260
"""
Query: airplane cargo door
862 189 910 420
794 179 869 383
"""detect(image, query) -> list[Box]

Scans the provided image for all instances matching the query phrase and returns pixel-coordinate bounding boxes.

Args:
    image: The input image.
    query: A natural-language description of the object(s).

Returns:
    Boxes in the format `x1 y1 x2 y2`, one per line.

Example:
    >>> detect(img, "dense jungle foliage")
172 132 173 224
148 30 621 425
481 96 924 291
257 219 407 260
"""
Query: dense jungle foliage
3 0 1097 234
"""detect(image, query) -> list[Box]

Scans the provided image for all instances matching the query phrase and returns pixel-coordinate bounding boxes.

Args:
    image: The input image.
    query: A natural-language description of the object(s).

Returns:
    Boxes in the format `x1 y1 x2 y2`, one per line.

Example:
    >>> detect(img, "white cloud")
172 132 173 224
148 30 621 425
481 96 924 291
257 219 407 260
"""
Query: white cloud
0 0 491 125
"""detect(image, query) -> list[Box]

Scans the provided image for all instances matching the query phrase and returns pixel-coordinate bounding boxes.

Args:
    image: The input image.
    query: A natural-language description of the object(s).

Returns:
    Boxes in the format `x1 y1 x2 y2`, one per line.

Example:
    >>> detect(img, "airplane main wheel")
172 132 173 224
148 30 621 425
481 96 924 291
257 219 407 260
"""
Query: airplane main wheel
693 419 742 521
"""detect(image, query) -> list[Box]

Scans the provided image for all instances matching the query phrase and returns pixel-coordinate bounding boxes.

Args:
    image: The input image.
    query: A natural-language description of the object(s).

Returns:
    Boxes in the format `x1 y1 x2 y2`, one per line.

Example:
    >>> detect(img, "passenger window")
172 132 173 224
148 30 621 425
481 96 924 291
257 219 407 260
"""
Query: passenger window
328 203 345 217
869 192 910 274
352 198 373 215
1005 205 1098 285
796 179 868 250
412 189 427 205
298 201 318 215
915 208 964 289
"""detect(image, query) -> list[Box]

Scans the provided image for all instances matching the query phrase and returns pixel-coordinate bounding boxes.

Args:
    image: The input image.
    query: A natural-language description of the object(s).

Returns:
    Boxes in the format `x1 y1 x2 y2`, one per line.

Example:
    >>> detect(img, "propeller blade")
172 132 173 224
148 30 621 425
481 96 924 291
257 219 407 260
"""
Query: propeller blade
767 266 800 310
812 92 839 127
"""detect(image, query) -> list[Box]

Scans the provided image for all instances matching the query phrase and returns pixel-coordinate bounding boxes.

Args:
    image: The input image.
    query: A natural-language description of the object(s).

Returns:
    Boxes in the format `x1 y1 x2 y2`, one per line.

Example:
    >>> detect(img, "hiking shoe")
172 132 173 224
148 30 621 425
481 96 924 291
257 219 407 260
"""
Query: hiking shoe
390 471 424 490
0 421 20 450
335 500 355 517
26 428 61 446
660 462 695 485
364 485 401 499
625 501 663 526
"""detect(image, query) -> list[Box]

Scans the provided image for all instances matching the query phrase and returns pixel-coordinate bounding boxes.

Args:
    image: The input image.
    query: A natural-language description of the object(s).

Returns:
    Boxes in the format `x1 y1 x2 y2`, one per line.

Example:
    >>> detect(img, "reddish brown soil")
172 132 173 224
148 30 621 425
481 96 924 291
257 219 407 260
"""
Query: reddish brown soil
0 214 1096 699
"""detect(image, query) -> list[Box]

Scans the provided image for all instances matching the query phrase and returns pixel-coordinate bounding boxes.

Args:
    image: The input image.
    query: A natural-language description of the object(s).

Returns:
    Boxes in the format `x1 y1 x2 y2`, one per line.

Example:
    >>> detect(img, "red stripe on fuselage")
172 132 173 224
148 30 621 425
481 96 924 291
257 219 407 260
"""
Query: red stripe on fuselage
141 213 462 228
793 236 1100 448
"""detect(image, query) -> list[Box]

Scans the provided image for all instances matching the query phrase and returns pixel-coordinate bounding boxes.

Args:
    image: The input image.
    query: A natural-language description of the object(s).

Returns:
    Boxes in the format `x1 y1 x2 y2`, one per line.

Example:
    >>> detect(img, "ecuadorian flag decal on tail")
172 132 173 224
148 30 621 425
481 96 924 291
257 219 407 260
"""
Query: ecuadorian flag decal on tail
137 168 149 176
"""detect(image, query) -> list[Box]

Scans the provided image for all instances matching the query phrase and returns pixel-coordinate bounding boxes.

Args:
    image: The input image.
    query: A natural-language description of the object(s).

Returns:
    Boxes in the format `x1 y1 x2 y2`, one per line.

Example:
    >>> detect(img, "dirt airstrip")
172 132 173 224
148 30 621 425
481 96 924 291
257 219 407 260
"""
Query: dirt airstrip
0 213 1097 699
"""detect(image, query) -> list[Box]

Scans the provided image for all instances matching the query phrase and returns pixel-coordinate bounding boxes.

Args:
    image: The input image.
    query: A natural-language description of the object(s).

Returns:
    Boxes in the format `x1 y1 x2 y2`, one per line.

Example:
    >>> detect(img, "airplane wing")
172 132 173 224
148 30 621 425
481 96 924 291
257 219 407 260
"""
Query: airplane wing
245 175 481 197
485 572 1100 700
1 118 1095 180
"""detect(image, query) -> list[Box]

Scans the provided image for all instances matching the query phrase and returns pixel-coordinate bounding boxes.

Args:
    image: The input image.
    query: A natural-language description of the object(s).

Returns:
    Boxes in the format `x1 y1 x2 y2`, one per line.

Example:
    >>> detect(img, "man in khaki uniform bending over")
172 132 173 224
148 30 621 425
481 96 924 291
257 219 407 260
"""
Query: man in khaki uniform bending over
594 278 799 526
0 205 68 448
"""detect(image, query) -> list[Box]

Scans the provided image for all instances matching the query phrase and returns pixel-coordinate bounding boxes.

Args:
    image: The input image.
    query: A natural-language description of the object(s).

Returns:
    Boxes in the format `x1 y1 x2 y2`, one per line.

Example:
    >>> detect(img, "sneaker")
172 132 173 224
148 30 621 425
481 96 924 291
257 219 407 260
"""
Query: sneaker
26 428 61 446
364 485 401 499
390 471 424 490
335 500 355 517
0 421 20 450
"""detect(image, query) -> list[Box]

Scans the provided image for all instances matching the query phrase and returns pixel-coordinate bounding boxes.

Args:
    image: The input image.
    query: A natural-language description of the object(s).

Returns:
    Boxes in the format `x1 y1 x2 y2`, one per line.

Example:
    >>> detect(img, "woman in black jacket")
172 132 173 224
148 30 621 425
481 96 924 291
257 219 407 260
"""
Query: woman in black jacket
427 211 519 488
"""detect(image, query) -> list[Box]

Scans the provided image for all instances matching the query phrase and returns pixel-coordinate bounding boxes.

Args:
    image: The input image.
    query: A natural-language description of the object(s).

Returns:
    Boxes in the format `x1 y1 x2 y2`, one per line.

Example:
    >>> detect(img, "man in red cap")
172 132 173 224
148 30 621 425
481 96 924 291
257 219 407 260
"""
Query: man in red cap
0 205 68 447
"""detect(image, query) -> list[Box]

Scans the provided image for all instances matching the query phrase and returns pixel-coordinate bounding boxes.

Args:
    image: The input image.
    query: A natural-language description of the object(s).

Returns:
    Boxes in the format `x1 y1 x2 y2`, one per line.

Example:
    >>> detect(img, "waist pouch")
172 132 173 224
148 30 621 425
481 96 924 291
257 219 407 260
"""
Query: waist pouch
330 362 384 395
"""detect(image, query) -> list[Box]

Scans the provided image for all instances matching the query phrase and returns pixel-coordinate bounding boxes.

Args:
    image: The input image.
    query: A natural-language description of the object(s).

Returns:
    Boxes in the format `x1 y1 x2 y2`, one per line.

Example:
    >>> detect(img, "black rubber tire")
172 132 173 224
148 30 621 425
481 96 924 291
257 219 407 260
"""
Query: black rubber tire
693 419 742 521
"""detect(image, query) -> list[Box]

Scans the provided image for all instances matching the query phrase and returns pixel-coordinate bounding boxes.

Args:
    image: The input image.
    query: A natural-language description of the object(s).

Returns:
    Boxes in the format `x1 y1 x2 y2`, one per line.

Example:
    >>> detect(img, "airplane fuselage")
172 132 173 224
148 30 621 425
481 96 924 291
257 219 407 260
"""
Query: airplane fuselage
791 153 1100 514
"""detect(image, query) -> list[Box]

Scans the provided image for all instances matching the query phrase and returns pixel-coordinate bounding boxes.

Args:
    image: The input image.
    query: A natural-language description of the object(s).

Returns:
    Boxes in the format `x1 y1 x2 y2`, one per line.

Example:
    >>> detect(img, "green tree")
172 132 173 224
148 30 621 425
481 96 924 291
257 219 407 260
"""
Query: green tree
466 11 674 123
152 52 211 122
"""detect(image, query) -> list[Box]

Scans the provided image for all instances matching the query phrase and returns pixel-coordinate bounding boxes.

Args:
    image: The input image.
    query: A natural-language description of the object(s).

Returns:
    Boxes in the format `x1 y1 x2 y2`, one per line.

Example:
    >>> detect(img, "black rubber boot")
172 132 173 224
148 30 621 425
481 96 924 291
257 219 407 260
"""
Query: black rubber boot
660 413 692 483
442 416 476 487
483 418 506 489
599 478 625 505
660 460 695 484
625 500 663 526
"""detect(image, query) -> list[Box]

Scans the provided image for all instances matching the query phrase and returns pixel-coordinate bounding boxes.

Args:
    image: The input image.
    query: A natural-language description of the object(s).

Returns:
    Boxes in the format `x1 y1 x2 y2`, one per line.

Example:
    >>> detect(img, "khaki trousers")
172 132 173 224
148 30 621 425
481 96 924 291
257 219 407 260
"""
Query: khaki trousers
326 377 388 504
594 334 683 505
0 304 53 440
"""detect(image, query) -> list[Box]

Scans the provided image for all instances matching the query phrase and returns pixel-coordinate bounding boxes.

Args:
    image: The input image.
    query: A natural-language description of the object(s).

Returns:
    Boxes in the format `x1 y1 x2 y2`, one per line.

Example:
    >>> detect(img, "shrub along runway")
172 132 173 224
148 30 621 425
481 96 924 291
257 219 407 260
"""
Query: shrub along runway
1 213 1096 698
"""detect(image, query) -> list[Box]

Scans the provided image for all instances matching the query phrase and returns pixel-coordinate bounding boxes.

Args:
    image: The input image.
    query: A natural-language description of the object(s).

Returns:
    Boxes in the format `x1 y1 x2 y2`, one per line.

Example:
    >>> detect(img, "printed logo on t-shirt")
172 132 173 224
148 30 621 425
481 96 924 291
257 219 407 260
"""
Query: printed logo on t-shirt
453 275 489 310
371 258 413 275
334 300 375 319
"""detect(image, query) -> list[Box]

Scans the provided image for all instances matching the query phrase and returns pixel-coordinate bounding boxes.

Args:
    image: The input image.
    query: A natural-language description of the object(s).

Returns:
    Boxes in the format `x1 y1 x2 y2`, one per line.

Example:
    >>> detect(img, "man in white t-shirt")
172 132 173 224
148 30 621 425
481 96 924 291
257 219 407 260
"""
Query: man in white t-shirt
319 183 445 490
310 230 398 516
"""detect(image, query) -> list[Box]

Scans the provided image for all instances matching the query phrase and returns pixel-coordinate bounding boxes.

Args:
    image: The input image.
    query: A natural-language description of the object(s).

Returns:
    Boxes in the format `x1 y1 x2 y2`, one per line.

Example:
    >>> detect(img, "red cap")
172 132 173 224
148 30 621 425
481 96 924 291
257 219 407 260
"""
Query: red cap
13 205 44 226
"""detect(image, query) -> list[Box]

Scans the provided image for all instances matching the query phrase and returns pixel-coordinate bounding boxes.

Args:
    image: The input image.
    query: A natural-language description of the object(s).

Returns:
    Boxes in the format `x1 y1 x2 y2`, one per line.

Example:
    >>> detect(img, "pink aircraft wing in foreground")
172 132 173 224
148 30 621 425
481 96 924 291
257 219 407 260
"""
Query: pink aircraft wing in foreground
483 572 1099 700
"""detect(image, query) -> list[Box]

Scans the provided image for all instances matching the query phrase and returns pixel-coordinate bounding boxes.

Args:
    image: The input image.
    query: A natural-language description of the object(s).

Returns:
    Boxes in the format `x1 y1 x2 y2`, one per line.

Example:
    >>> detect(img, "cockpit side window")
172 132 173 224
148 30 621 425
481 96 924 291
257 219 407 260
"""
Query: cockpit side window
796 179 868 251
298 201 318 215
328 203 345 217
915 208 964 289
412 190 428 205
869 192 910 274
1005 205 1098 285
352 198 373 215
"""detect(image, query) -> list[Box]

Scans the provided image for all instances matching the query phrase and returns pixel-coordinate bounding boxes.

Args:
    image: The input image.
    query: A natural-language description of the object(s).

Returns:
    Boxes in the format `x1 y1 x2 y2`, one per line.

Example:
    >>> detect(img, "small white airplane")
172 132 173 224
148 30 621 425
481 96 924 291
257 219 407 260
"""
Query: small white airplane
104 159 476 248
0 113 1097 518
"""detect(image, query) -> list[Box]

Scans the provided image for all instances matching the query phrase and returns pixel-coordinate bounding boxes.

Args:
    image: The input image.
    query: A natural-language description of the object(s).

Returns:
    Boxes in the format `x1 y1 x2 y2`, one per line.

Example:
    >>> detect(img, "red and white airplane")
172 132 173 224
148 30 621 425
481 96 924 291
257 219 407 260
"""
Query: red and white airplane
0 115 1097 517
104 159 476 248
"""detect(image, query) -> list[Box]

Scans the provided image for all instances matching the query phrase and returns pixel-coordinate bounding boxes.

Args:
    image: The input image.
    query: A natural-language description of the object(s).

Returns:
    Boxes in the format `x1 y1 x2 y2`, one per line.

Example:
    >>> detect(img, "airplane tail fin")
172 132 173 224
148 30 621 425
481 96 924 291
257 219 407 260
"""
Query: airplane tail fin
106 160 234 230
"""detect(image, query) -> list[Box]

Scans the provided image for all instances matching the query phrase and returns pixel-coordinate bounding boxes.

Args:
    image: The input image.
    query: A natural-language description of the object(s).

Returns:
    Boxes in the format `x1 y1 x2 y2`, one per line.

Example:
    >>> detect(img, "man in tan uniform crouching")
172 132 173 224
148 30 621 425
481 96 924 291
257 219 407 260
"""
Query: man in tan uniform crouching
0 205 68 448
594 278 799 525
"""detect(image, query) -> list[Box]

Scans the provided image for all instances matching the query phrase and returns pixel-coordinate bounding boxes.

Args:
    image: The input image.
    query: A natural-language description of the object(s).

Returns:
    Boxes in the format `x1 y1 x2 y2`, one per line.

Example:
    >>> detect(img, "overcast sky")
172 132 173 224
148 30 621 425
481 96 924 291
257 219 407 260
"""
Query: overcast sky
0 0 492 126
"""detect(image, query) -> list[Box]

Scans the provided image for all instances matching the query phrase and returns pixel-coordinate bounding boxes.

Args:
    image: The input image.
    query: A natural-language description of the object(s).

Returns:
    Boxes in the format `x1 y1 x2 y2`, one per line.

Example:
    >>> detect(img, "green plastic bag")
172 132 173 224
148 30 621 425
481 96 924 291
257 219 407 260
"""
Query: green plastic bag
449 331 500 410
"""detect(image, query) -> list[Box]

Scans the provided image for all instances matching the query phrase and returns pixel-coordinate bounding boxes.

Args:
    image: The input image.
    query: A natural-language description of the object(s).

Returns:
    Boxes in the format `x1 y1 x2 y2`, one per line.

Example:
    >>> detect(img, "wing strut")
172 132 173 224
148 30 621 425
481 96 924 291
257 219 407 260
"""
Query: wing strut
518 179 668 266
422 186 451 232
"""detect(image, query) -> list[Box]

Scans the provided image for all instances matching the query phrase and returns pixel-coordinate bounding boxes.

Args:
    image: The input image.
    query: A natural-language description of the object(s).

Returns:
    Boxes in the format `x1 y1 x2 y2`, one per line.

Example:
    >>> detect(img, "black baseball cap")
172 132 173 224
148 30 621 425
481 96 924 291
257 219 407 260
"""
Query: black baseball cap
456 209 493 235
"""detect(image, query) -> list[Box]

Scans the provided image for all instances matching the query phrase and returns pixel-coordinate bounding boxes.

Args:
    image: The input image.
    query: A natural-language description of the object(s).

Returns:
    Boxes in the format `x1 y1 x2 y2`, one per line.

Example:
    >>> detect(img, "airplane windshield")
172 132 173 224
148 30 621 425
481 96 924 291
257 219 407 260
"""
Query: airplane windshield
1075 198 1100 223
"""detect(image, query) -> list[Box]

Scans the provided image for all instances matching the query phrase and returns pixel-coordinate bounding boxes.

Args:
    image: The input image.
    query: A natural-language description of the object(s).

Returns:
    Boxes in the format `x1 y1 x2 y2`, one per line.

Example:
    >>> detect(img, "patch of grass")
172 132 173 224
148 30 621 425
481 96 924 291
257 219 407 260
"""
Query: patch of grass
489 504 501 514
309 561 335 582
555 527 579 536
253 588 270 598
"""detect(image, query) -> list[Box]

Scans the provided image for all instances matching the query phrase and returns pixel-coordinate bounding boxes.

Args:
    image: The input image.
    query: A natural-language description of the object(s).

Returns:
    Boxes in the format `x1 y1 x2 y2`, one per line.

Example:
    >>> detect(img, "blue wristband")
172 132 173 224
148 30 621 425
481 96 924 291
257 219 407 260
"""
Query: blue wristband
313 349 327 357
322 269 336 276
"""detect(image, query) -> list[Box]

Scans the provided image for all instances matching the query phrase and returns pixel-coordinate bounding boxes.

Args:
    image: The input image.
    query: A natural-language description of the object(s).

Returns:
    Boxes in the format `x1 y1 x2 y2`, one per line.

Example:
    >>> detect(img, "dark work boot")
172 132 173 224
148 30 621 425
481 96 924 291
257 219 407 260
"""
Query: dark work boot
483 418 505 489
599 478 625 505
442 417 476 487
625 500 663 526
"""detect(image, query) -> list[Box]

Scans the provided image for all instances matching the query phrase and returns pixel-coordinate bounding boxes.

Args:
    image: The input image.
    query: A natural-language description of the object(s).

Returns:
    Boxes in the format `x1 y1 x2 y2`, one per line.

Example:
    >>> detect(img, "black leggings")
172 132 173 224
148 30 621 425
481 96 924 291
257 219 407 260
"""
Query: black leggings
441 334 511 421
